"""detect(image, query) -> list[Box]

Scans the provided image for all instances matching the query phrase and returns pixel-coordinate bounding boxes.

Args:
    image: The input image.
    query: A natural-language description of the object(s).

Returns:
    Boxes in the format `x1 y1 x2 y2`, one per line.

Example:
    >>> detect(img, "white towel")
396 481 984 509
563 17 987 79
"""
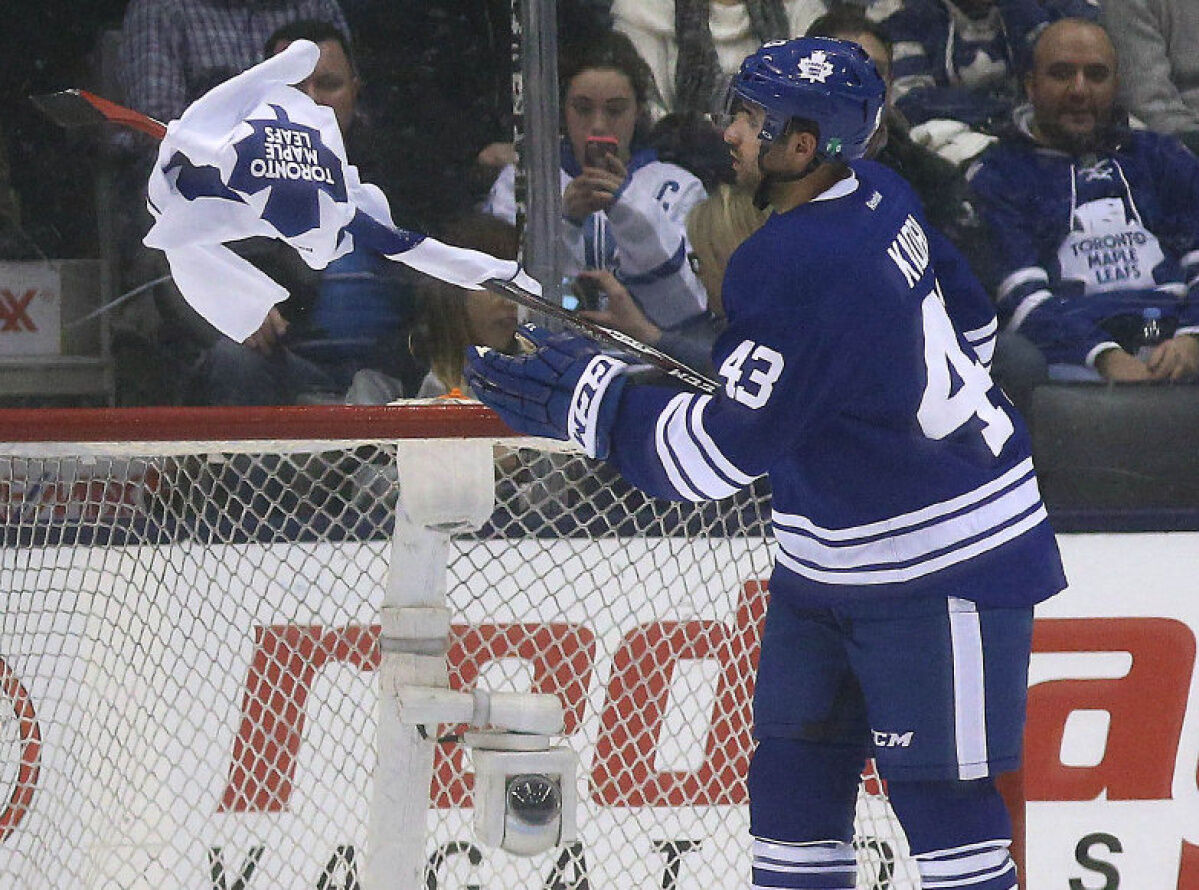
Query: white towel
144 40 538 342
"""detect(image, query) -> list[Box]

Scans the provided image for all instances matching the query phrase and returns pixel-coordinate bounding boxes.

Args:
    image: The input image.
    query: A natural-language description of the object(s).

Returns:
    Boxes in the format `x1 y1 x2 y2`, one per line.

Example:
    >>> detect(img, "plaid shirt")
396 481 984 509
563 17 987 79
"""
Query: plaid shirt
120 0 350 124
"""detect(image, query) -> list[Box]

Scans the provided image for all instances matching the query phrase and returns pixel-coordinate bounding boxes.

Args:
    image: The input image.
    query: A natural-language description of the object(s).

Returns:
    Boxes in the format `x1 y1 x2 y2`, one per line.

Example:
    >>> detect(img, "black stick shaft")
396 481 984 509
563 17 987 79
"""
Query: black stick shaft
482 278 719 394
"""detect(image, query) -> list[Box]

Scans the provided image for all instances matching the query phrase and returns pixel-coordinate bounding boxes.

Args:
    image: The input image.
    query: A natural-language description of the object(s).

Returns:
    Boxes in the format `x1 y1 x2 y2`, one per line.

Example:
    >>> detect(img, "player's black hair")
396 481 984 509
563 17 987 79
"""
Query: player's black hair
263 19 356 72
781 117 821 142
804 7 893 59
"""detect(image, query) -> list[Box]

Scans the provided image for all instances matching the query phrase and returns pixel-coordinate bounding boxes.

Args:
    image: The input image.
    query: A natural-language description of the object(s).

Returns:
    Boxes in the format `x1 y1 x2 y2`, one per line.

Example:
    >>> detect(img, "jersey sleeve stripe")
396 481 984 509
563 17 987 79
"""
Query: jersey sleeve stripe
654 394 706 501
963 318 997 366
1084 341 1121 367
963 318 997 344
617 239 688 286
997 266 1048 303
654 393 745 501
891 72 938 101
772 458 1035 540
773 474 1042 572
1005 287 1053 333
775 503 1047 585
685 395 757 486
973 337 995 367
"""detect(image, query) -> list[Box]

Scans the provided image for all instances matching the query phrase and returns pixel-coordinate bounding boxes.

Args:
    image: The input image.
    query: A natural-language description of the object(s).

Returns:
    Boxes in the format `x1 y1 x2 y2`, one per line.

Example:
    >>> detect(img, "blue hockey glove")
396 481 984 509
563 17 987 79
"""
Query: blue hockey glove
465 325 630 459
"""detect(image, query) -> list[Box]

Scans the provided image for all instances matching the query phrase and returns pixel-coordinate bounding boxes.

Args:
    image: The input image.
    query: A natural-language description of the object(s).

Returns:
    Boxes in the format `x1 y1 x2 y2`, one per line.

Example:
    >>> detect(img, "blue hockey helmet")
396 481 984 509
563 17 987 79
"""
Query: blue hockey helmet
727 37 886 161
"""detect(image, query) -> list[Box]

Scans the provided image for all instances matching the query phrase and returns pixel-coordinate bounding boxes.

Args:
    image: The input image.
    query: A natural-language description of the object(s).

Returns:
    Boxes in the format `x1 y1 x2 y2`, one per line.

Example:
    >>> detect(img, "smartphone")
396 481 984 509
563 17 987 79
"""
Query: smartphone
584 135 620 167
561 275 604 311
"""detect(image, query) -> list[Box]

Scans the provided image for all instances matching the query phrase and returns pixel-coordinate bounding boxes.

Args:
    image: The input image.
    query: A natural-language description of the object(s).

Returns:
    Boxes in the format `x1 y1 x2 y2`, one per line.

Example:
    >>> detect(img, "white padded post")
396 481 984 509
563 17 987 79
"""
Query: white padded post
362 438 495 889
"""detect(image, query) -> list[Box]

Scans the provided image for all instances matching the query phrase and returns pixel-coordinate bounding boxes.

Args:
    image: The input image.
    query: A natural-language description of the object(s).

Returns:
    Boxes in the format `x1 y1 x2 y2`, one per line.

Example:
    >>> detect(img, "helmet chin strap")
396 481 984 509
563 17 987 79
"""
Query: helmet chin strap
752 142 823 210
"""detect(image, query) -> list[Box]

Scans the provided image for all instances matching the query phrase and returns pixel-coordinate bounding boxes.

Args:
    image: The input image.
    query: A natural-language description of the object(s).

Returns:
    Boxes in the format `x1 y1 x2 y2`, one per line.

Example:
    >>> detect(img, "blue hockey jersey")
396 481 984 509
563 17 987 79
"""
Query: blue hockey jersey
608 161 1066 608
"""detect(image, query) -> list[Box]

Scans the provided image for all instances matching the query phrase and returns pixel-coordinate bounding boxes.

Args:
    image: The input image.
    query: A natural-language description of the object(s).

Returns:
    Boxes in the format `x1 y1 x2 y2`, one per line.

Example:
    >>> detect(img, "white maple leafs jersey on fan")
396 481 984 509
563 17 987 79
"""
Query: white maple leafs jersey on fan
484 143 709 329
607 160 1067 609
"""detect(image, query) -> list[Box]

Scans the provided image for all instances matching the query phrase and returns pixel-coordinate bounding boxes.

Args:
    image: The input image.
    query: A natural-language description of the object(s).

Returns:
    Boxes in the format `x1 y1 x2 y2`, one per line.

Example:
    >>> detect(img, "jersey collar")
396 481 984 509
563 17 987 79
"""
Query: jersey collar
810 170 860 203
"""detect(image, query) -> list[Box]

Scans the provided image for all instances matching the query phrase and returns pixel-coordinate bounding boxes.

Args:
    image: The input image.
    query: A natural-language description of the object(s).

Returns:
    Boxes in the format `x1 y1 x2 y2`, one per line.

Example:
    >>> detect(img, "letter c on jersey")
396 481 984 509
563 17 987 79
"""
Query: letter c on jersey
0 657 41 842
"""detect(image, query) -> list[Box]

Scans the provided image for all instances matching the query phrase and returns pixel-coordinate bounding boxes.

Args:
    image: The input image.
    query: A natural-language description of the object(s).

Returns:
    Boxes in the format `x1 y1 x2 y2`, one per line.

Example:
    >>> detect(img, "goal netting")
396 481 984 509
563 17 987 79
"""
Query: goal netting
0 403 925 889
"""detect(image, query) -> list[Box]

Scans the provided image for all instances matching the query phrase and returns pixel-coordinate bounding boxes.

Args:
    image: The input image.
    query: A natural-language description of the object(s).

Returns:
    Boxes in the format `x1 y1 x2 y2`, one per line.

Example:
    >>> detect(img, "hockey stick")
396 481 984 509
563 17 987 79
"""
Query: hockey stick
483 278 719 394
31 89 720 394
29 89 167 140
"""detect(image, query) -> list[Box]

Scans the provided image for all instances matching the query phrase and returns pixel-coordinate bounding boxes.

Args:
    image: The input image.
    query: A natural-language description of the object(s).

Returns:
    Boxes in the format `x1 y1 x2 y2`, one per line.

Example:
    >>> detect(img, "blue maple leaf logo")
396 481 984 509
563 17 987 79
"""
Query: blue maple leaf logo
227 104 348 238
161 152 245 204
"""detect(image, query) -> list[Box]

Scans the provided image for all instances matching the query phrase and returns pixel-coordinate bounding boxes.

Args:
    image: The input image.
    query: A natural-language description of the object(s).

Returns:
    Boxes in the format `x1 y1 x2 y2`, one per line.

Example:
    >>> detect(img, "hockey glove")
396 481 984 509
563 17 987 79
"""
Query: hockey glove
465 325 630 459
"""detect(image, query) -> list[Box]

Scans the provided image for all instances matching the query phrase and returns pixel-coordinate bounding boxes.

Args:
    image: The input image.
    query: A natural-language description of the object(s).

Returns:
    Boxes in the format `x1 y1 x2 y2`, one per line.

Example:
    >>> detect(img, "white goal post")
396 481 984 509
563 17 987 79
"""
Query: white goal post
0 402 1003 889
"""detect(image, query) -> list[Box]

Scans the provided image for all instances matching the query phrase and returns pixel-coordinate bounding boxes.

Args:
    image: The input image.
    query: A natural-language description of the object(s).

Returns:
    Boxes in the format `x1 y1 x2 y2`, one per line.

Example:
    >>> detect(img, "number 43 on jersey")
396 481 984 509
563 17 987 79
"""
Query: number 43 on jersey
917 285 1013 456
717 284 1013 456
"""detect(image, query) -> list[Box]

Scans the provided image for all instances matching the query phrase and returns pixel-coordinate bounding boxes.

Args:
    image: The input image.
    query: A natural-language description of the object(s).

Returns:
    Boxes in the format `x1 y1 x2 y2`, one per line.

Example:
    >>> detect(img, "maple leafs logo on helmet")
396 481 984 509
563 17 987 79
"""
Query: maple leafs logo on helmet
796 50 835 85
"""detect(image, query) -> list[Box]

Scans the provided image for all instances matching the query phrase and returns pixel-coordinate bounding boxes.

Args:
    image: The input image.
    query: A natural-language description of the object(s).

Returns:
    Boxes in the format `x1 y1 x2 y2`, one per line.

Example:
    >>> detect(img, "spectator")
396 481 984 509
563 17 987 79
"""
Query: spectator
685 182 769 319
119 0 350 126
967 18 1199 383
484 31 711 333
194 20 419 405
612 0 831 117
410 216 522 400
647 111 736 193
879 0 1099 165
575 183 767 374
346 214 521 403
342 213 545 531
1101 1 1199 154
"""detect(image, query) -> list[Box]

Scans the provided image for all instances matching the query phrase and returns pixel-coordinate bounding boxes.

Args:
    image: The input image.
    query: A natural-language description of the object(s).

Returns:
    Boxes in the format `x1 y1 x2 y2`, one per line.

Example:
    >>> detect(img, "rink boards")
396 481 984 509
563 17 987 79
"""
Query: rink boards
0 533 1195 888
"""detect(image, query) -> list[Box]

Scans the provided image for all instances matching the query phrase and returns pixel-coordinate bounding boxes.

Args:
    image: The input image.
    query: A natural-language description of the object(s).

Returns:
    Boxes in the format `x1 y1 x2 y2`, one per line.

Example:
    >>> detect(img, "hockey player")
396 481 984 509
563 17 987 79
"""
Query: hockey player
466 37 1067 890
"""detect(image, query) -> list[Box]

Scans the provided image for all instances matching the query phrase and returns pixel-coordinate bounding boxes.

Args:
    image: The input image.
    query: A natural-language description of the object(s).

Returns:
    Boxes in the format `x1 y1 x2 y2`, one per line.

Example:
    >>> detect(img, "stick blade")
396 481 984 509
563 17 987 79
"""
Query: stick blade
30 90 106 128
29 89 167 139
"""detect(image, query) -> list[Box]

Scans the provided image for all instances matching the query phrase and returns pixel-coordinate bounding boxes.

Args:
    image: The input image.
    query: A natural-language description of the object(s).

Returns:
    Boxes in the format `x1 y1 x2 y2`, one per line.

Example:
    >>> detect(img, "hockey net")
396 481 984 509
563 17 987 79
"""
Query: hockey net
0 403 927 889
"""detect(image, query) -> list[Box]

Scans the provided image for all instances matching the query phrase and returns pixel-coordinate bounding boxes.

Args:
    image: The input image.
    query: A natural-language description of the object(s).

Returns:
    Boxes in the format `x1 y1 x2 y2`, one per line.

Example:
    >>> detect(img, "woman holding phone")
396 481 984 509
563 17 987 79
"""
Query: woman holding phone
483 31 710 332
